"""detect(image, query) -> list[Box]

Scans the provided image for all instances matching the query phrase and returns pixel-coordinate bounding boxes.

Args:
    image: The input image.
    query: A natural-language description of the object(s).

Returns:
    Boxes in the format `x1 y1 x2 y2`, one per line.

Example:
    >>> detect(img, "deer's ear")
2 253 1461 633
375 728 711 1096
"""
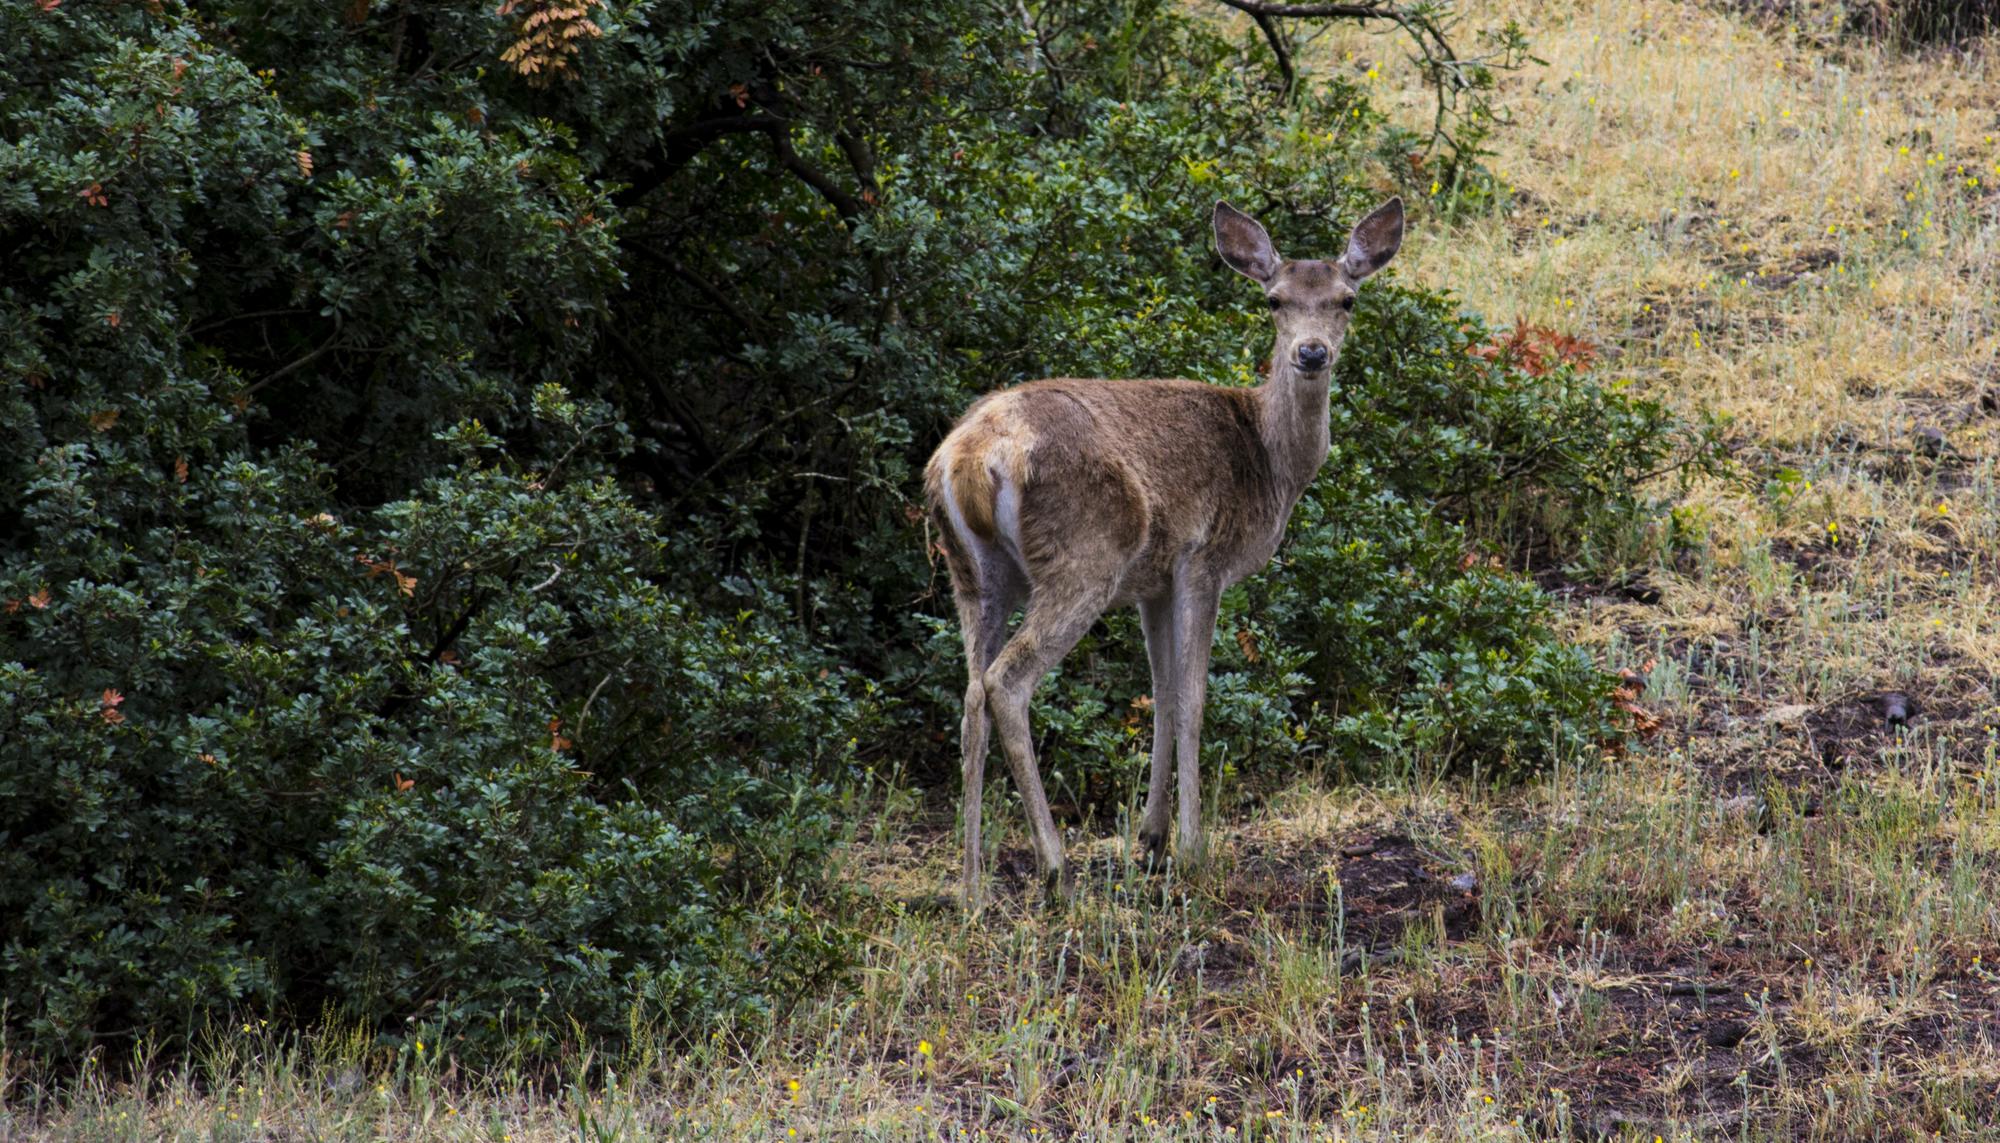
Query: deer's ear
1213 201 1279 283
1340 196 1404 280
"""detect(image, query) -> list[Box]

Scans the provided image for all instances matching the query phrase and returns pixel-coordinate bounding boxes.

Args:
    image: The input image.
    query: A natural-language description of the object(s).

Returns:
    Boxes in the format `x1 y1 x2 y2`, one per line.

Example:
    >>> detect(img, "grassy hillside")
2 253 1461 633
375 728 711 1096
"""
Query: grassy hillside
11 1 2000 1138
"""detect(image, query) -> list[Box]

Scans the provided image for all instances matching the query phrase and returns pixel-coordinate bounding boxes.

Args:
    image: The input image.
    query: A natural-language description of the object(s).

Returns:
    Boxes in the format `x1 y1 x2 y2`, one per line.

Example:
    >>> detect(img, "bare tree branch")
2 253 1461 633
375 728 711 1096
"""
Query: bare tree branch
1211 0 1529 163
769 128 866 222
1215 0 1393 15
1248 9 1297 102
612 113 786 209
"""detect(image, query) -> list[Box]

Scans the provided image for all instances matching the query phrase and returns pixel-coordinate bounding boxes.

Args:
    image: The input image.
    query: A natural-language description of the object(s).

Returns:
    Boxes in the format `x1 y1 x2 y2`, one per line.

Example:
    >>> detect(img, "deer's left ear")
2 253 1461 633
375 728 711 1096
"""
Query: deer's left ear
1340 196 1404 280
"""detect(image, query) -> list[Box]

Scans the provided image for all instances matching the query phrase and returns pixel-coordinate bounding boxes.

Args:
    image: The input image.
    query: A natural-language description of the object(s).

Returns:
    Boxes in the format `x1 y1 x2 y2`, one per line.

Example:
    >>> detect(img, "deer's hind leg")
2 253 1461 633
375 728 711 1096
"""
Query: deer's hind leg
983 576 1120 900
1135 595 1179 868
948 540 1025 913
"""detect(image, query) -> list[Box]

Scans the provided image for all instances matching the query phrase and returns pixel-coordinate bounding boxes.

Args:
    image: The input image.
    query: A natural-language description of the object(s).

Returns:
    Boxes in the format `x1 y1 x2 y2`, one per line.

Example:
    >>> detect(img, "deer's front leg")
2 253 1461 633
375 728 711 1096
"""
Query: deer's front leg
1136 596 1179 867
1171 581 1222 869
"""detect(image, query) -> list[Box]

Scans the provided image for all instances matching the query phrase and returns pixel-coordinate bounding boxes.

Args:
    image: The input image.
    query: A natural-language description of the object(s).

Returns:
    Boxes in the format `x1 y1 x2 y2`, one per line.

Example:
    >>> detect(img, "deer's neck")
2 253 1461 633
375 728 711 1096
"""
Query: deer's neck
1254 359 1333 503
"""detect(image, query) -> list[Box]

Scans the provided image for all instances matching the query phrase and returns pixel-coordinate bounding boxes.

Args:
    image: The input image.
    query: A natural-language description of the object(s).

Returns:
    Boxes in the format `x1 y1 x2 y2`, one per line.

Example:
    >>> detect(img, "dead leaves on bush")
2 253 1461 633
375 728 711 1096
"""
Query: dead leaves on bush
497 0 604 86
355 553 417 597
1613 658 1662 738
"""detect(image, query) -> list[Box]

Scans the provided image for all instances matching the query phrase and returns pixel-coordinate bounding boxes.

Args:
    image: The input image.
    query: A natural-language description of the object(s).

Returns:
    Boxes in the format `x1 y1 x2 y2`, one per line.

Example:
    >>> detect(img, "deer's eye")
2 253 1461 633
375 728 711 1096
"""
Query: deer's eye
1266 296 1282 310
1339 295 1357 311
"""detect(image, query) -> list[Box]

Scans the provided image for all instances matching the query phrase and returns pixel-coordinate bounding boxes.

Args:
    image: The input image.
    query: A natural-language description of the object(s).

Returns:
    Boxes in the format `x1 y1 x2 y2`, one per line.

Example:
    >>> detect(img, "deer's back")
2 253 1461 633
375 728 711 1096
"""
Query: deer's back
926 377 1284 602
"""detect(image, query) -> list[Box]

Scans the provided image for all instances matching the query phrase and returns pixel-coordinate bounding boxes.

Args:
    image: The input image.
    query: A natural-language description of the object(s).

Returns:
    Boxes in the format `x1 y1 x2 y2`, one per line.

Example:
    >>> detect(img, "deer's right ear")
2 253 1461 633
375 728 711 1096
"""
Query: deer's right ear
1213 201 1278 283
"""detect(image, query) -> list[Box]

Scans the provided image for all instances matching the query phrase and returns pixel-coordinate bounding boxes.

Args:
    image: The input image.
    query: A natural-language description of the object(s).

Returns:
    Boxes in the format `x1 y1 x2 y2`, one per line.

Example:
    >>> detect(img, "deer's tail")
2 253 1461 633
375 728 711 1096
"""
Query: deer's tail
928 413 1031 554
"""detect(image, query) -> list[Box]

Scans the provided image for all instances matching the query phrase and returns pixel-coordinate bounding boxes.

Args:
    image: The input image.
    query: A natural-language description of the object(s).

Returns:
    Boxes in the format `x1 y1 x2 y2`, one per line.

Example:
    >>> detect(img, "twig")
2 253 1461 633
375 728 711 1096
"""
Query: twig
663 376 864 516
1214 0 1393 13
188 308 312 337
1212 0 1516 161
573 657 633 748
1249 10 1297 102
528 563 564 594
245 333 341 395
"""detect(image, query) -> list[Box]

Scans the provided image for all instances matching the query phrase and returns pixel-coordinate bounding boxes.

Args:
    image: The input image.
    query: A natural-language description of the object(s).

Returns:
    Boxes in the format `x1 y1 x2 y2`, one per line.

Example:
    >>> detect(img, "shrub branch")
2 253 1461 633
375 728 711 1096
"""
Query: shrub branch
1212 0 1533 164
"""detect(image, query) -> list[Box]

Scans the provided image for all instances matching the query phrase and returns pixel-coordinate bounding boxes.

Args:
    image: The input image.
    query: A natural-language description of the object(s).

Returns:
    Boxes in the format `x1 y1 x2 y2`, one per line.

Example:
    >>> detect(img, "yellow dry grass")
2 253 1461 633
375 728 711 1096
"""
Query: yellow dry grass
1350 0 2000 695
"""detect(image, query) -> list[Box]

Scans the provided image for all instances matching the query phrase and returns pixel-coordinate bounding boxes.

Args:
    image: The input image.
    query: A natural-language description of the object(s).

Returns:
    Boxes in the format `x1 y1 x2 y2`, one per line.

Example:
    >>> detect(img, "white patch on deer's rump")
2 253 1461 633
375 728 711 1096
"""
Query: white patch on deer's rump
936 443 977 550
992 468 1026 566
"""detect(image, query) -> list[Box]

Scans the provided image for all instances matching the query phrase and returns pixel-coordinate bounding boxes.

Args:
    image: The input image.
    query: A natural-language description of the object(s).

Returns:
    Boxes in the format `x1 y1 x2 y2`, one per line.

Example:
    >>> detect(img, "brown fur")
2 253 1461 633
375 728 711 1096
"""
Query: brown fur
927 379 1290 605
927 197 1406 909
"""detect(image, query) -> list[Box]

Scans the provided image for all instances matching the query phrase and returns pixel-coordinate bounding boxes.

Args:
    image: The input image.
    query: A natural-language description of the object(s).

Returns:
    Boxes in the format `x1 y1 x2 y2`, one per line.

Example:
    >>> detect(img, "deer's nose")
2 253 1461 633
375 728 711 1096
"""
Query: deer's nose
1295 340 1330 370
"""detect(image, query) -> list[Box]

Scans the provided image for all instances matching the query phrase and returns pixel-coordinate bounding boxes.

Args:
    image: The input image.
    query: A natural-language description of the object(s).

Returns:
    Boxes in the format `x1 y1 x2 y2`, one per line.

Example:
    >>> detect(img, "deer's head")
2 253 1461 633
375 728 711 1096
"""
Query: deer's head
1213 197 1404 376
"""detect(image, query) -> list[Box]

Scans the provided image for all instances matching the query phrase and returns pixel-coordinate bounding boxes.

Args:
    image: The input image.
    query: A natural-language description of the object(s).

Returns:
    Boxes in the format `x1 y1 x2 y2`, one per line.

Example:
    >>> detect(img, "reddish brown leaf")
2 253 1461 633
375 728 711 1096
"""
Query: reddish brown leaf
356 553 418 596
1616 699 1663 737
174 456 189 483
1472 325 1600 378
27 588 51 610
89 408 120 431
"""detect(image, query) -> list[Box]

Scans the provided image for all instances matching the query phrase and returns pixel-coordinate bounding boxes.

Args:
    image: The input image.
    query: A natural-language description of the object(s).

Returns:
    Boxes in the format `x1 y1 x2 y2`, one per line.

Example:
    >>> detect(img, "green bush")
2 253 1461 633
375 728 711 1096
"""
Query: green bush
0 3 864 1062
0 382 868 1058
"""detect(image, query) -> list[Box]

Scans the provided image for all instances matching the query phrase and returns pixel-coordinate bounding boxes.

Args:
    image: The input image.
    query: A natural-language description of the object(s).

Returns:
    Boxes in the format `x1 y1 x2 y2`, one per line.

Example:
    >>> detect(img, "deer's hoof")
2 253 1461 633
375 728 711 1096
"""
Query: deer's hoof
1038 861 1075 906
1176 833 1209 872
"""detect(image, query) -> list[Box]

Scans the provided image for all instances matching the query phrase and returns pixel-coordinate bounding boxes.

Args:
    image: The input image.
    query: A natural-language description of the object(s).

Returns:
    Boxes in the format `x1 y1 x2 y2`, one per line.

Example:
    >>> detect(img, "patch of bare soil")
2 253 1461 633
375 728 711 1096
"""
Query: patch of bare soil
1539 945 2000 1136
1226 830 1480 956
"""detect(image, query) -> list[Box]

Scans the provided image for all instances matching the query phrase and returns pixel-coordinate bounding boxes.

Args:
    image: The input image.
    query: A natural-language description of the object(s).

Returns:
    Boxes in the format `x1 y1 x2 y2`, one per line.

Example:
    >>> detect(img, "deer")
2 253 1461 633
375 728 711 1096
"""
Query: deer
924 196 1404 908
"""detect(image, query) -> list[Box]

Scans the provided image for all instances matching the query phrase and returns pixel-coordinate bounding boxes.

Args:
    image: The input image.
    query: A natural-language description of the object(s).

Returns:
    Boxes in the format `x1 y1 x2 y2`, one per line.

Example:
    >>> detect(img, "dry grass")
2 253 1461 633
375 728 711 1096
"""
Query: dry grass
9 1 2000 1138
